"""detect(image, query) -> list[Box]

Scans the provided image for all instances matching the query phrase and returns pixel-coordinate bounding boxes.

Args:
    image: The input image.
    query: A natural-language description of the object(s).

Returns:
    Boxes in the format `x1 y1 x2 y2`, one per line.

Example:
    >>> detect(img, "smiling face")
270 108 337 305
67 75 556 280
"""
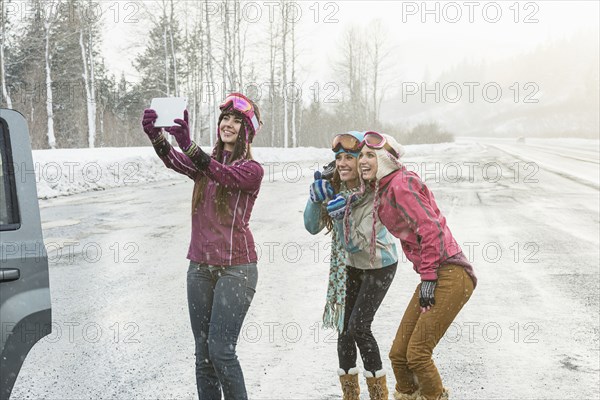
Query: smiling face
359 147 378 181
335 152 360 188
219 113 242 151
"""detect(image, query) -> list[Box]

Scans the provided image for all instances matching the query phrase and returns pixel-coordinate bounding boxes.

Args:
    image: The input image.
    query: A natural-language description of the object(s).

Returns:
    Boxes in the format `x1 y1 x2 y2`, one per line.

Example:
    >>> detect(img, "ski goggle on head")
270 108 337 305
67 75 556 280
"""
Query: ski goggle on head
332 134 361 154
331 131 365 155
358 131 400 158
219 93 261 133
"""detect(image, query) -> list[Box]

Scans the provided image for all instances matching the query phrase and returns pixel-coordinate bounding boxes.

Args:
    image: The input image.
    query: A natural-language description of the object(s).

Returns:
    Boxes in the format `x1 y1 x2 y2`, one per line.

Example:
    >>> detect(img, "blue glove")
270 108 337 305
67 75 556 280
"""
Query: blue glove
309 171 334 203
326 194 347 220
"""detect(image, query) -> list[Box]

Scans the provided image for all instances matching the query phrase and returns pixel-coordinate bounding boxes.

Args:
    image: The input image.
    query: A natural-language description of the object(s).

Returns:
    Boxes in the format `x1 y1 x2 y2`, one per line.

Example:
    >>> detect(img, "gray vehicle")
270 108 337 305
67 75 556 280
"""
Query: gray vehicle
0 109 52 399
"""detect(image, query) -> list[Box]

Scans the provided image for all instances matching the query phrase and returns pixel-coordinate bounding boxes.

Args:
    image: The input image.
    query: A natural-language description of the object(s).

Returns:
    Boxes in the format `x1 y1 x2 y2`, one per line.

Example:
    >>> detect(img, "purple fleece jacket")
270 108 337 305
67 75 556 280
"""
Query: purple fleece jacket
154 140 264 266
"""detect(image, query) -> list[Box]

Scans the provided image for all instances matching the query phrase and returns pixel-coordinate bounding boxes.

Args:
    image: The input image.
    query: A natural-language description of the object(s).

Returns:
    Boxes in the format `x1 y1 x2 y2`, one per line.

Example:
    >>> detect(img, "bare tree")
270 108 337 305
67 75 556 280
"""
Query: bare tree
205 0 216 147
162 6 170 96
79 0 100 148
334 24 387 129
169 0 178 96
0 0 12 109
218 0 245 91
290 10 297 147
43 2 57 149
235 2 244 89
184 1 204 143
367 20 392 126
281 1 289 147
267 15 280 147
221 0 231 90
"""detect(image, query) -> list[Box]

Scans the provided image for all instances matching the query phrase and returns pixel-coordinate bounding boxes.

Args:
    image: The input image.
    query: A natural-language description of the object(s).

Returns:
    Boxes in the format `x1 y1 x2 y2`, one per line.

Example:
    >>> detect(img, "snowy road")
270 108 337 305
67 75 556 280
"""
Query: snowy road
11 140 600 399
462 137 600 189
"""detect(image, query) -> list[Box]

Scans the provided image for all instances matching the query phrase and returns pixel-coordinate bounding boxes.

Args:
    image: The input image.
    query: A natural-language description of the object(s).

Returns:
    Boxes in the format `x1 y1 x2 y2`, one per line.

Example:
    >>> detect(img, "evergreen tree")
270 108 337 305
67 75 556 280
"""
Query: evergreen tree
50 0 87 147
9 0 49 148
134 14 184 103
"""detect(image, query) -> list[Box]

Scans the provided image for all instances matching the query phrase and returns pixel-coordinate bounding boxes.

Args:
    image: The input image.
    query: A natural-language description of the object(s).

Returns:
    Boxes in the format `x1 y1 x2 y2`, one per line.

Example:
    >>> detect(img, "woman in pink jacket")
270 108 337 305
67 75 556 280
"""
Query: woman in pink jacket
357 132 477 400
141 93 263 400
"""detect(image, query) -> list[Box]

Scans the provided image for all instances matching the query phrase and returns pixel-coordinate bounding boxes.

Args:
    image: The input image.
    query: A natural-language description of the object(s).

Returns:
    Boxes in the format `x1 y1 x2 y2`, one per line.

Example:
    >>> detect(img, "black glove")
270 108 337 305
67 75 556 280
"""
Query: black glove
321 160 336 181
419 280 437 308
183 141 211 170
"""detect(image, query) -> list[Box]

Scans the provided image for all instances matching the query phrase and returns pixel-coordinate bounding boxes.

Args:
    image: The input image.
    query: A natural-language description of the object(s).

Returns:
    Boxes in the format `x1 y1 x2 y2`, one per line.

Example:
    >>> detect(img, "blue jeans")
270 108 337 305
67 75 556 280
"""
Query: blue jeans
187 262 258 400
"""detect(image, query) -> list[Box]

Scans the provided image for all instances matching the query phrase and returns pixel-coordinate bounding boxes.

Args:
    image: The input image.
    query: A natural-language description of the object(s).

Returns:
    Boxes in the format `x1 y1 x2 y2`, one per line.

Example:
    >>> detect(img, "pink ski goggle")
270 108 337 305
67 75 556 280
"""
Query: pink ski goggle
219 93 260 133
358 131 399 158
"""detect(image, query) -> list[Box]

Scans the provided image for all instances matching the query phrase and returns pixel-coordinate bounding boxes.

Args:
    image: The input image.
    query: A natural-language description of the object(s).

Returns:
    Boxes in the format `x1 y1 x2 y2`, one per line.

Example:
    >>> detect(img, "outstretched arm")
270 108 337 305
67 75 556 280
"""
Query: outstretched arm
142 108 199 180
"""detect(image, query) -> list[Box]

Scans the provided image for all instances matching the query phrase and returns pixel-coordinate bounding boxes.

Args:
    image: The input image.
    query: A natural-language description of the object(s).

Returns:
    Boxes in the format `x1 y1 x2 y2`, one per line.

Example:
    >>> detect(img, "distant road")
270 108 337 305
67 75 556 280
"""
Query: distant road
460 137 600 189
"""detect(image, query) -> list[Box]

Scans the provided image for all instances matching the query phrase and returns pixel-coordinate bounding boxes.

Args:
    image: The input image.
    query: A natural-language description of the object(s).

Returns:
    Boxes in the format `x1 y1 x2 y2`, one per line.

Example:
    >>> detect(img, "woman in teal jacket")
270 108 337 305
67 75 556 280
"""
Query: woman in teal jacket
303 131 398 400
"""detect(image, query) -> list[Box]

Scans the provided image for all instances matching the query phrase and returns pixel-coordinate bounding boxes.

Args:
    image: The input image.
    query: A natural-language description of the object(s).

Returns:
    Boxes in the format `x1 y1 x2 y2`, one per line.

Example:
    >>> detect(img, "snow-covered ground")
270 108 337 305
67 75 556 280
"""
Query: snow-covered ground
11 138 600 399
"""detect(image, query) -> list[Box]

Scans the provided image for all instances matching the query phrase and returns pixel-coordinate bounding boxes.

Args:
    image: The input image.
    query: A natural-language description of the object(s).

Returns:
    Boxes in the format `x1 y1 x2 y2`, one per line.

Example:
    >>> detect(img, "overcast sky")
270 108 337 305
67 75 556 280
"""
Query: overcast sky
103 1 599 85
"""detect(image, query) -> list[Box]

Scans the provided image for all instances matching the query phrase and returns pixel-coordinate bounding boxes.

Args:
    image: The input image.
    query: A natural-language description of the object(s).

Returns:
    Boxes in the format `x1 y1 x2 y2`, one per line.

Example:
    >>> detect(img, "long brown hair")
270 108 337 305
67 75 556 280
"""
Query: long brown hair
191 100 261 216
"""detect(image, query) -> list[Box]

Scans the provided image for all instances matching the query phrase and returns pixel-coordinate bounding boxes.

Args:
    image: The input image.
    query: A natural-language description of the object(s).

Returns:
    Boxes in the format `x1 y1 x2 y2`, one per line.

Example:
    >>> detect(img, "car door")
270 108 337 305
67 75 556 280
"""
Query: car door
0 109 51 400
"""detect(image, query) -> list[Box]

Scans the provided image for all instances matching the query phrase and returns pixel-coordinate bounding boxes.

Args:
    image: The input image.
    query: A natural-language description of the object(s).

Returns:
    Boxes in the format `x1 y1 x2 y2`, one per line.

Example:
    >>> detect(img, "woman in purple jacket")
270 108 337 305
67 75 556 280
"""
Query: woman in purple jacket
141 93 264 400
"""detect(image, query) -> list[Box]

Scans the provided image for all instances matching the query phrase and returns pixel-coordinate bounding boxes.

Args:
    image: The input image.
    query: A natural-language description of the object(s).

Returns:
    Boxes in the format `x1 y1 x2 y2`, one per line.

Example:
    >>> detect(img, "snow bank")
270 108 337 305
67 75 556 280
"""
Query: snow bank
32 147 172 199
31 142 478 199
31 146 337 199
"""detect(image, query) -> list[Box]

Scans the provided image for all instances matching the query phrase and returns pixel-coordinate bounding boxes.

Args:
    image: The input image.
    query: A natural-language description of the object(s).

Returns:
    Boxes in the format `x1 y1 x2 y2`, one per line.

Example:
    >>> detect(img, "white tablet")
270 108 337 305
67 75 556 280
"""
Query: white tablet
150 97 188 127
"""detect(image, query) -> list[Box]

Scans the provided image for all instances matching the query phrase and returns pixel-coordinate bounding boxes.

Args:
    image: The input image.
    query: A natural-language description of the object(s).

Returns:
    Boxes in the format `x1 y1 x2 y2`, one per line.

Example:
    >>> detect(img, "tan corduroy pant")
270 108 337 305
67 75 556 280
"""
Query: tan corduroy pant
389 265 474 400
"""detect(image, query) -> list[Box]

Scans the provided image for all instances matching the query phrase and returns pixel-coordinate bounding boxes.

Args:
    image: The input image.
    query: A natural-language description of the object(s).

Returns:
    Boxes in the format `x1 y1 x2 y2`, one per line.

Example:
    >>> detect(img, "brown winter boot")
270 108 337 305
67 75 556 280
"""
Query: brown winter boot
415 387 449 400
338 367 360 400
394 390 421 399
365 369 389 400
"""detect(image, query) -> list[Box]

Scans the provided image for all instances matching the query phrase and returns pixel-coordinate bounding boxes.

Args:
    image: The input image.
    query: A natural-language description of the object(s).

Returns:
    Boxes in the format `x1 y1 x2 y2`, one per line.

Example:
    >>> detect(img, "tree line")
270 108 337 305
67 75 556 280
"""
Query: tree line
0 0 453 150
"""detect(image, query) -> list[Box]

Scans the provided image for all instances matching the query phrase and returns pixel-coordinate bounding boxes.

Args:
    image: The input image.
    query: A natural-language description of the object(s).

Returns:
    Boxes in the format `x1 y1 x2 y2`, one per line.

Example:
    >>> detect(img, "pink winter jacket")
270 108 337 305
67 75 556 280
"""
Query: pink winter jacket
157 145 263 266
377 167 476 285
